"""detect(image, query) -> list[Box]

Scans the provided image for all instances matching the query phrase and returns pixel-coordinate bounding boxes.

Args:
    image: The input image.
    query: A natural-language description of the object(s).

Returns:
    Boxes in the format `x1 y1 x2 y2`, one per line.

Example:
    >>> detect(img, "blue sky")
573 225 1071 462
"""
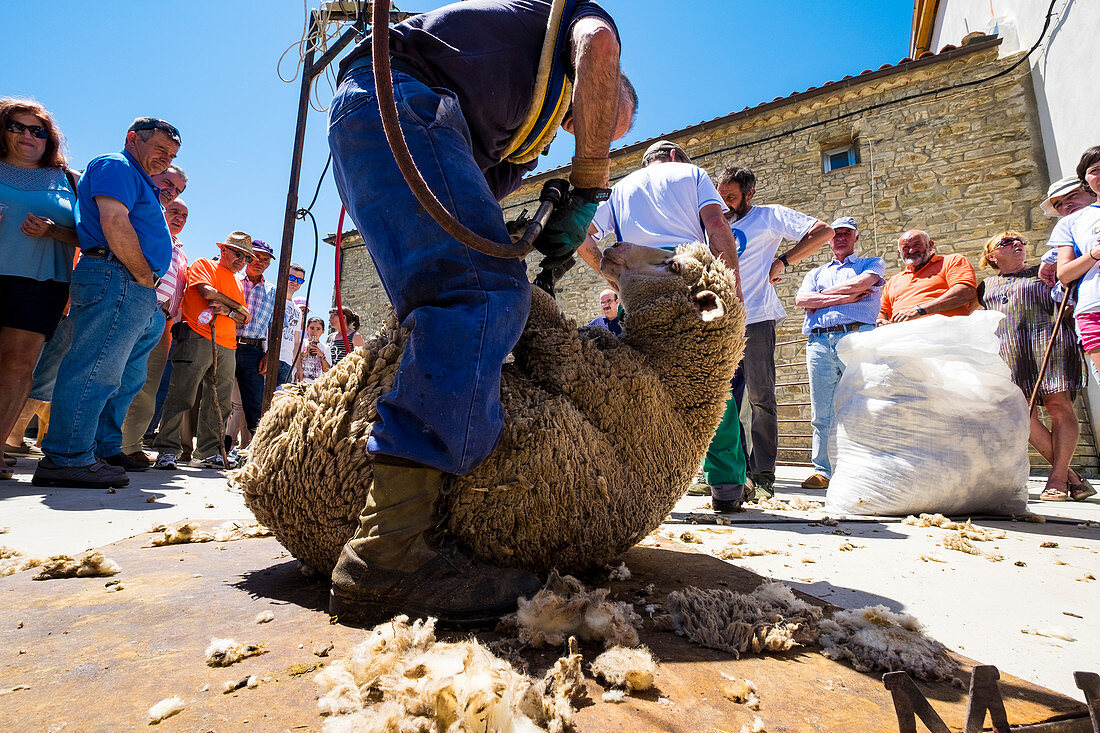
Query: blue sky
3 0 912 315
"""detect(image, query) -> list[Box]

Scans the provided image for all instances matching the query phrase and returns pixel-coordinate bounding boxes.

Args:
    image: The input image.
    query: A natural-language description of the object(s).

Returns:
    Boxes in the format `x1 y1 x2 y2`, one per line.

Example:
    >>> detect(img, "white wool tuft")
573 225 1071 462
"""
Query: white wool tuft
0 546 44 577
32 550 120 580
607 562 631 581
601 689 626 703
149 520 273 547
503 571 642 649
721 677 760 709
147 695 185 724
315 615 581 732
818 605 956 682
254 611 275 624
205 638 267 667
590 646 656 691
739 714 766 733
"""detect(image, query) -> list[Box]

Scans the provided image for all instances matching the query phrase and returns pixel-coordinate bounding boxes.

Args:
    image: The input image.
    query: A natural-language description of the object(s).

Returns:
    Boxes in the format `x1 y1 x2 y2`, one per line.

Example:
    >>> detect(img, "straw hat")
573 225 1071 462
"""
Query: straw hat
218 230 254 257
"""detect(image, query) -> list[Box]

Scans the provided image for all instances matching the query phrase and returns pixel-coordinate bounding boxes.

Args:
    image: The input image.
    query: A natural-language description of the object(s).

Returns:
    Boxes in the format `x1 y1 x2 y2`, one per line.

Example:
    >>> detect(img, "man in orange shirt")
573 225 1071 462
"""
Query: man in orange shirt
153 231 252 470
878 229 977 324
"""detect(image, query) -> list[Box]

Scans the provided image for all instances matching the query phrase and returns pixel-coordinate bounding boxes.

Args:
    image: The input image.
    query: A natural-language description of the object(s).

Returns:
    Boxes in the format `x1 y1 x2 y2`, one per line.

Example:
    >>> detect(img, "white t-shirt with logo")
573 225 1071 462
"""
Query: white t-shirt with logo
590 162 725 249
1049 203 1100 315
279 301 302 364
731 204 819 324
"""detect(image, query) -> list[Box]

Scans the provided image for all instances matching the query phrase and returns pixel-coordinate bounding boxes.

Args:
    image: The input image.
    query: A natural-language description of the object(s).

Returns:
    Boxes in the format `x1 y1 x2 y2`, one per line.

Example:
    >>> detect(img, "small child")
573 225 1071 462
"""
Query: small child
296 317 331 383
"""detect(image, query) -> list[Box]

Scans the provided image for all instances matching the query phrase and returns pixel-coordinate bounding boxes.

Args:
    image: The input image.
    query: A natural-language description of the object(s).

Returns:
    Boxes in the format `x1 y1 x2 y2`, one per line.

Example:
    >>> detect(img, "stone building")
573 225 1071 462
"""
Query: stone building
336 35 1097 474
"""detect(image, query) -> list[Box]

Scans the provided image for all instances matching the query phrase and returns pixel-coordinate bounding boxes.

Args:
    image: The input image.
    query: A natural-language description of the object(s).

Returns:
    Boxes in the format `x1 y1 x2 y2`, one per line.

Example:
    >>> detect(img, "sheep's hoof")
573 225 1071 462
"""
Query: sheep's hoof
328 544 540 630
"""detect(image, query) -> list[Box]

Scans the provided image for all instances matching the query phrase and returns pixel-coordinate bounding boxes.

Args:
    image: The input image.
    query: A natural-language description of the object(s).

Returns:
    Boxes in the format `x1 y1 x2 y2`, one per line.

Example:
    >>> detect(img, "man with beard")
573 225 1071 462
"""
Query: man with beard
712 164 833 500
878 229 977 324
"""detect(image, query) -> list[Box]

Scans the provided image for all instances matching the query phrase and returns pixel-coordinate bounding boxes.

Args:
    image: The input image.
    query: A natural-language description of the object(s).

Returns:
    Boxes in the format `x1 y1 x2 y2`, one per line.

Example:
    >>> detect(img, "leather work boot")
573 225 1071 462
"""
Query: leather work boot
329 461 540 629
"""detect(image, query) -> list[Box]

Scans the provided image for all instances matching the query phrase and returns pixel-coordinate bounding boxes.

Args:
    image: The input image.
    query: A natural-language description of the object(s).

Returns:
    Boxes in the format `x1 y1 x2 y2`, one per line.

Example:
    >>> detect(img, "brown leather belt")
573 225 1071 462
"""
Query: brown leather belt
237 337 265 346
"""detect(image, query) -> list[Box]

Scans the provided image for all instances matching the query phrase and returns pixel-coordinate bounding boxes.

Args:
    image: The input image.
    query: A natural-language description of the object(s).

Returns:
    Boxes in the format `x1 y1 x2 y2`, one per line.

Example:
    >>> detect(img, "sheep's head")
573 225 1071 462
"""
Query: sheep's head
600 241 735 329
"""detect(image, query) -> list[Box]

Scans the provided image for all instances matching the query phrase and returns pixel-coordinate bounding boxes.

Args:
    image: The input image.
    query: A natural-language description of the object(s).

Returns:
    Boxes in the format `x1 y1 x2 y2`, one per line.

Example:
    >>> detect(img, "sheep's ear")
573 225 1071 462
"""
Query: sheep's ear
693 290 725 322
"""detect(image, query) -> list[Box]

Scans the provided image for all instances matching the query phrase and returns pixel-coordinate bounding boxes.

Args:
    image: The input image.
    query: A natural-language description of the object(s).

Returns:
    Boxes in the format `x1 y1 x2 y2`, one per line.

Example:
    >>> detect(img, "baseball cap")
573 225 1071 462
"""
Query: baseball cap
1040 176 1085 217
642 140 692 165
830 216 858 231
251 239 275 259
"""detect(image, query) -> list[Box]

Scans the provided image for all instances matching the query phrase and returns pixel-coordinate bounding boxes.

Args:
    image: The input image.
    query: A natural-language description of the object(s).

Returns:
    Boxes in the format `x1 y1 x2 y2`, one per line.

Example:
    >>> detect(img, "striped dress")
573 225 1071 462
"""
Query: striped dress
977 265 1086 397
327 329 359 365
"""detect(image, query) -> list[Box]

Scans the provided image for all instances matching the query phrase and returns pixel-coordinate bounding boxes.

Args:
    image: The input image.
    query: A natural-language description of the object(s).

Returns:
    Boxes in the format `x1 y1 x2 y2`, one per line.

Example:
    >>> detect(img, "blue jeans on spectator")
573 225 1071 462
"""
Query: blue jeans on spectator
805 324 874 477
328 63 529 475
29 314 74 402
234 341 265 431
148 336 178 436
96 306 166 457
277 360 293 385
42 257 158 467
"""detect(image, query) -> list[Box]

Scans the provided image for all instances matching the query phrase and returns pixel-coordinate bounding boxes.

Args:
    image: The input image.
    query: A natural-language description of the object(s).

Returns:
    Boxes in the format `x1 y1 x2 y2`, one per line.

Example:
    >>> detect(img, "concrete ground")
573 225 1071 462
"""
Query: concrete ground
1 452 1097 700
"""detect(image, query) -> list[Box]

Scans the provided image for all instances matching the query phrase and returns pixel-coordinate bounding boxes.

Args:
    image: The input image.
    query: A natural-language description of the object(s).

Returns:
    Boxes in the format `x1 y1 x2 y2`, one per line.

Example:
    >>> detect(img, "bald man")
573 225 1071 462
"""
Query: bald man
878 230 976 324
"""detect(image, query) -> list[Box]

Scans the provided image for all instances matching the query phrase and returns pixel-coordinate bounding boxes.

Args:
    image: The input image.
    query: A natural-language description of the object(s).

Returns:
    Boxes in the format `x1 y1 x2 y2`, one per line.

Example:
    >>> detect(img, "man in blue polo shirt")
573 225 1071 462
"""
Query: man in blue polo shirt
33 118 180 489
794 217 884 490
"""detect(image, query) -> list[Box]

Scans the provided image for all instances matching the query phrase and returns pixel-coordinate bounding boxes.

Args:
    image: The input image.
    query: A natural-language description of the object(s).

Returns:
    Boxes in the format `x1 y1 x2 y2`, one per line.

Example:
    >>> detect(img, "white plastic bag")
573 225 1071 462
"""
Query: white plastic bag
825 312 1030 516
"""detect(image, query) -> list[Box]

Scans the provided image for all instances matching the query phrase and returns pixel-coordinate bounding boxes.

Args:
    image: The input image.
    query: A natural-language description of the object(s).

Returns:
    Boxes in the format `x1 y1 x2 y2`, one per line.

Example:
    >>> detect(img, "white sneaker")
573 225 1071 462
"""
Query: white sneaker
196 454 238 470
154 453 177 470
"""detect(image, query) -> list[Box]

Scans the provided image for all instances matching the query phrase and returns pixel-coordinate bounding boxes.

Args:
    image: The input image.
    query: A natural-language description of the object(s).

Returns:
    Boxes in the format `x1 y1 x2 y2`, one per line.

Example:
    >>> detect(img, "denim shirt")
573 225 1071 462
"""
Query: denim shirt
799 254 886 334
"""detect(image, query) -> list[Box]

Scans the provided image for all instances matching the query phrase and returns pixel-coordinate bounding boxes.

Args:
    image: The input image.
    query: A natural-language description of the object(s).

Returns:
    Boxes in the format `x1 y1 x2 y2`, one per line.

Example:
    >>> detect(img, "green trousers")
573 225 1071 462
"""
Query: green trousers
702 383 748 487
152 328 236 460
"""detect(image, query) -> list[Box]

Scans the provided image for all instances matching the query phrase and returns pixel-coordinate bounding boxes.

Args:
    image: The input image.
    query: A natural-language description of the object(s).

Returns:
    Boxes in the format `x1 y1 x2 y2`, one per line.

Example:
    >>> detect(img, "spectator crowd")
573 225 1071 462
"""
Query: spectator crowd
1 96 1098 506
0 99 369 486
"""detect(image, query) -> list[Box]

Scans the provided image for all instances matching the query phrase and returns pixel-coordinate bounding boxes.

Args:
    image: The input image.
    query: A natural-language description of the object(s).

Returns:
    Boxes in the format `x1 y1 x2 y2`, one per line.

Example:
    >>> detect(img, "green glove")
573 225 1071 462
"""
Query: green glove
532 187 608 260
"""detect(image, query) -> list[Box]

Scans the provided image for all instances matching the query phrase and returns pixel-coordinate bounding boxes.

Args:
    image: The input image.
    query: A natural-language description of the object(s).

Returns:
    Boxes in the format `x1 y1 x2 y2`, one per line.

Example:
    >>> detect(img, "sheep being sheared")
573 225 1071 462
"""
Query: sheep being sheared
233 242 745 575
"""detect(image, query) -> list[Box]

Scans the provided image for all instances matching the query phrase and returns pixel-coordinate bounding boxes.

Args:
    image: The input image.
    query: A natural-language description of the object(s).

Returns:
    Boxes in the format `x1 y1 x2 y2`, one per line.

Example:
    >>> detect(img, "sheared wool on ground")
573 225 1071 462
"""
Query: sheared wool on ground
501 571 642 649
607 562 631 581
720 676 761 709
739 715 766 733
904 514 1005 542
590 646 656 691
234 243 746 576
658 581 822 658
818 605 957 681
147 695 185 724
255 611 275 624
0 546 43 577
315 615 583 733
205 638 267 667
32 550 120 580
148 521 273 546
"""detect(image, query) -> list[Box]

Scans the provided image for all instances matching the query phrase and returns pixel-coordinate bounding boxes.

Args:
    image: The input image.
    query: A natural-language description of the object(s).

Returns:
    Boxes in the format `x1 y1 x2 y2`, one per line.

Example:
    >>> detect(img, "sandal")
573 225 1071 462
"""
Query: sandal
1070 483 1096 502
1040 484 1069 501
0 466 12 480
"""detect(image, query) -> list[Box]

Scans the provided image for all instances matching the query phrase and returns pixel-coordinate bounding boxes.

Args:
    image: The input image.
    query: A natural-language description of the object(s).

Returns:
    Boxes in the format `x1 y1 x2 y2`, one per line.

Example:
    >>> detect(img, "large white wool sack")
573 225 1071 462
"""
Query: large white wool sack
825 312 1029 516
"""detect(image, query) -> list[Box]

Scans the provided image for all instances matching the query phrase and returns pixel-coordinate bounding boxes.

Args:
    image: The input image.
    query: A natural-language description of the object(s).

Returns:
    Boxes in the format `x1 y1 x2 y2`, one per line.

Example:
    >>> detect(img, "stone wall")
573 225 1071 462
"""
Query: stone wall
338 37 1097 474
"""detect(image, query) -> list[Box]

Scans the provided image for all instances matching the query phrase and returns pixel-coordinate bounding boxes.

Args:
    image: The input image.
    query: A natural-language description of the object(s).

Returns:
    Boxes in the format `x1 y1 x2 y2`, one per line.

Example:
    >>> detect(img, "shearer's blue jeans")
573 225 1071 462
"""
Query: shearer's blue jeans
805 325 873 477
43 256 159 466
328 63 529 476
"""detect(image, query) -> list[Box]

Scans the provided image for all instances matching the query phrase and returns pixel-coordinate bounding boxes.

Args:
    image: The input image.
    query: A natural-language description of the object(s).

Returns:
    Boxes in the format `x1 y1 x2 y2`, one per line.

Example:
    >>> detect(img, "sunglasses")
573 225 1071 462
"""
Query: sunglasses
995 237 1025 249
288 274 305 284
5 120 48 139
225 248 254 264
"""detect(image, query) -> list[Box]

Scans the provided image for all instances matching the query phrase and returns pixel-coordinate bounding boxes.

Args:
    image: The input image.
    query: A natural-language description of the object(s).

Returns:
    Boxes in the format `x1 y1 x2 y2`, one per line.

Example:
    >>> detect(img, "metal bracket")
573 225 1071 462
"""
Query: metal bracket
1076 672 1100 732
885 666 1099 733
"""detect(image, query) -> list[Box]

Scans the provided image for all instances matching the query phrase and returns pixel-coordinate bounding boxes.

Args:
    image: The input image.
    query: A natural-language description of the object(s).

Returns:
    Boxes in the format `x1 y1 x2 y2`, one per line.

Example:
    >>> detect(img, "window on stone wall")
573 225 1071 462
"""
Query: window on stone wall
823 143 859 173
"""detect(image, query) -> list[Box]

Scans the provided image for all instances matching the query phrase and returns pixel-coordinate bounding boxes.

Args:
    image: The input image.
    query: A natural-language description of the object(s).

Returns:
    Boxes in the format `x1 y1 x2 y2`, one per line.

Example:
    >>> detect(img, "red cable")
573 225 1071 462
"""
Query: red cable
333 206 352 355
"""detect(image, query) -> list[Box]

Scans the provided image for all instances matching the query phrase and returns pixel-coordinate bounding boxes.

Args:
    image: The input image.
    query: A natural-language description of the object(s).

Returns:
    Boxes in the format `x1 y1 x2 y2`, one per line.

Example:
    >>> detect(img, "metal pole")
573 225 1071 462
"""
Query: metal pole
262 9 400 411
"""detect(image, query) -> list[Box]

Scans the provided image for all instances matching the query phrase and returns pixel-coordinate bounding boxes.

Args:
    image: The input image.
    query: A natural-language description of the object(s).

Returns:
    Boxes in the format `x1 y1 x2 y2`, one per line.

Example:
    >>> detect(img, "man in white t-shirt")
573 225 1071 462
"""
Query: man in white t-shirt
579 140 742 299
278 263 305 384
578 140 745 511
714 164 833 499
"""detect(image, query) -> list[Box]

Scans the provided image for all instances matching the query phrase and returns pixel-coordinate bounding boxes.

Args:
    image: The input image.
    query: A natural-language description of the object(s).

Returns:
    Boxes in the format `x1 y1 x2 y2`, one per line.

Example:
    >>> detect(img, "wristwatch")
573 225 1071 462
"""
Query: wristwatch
778 253 790 267
572 187 612 204
915 305 927 316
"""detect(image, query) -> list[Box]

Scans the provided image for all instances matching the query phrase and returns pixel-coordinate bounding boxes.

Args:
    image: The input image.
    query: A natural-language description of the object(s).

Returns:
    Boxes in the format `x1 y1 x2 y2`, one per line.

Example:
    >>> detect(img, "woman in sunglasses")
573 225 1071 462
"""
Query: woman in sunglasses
0 98 79 479
978 230 1089 502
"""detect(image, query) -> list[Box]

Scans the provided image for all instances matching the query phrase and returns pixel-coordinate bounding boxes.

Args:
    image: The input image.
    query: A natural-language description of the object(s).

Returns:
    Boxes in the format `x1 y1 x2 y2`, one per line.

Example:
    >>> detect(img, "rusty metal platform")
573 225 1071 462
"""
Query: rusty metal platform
0 526 1090 732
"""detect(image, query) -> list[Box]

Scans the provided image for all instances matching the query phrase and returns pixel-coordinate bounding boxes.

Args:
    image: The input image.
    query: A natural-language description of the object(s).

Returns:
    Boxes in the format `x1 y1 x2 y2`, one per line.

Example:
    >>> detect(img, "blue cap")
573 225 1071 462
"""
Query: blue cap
830 216 858 231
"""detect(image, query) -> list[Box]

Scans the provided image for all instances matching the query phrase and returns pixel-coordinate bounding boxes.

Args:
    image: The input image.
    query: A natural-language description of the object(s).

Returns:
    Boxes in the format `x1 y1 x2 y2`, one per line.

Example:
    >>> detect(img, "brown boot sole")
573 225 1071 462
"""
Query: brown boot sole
328 587 517 630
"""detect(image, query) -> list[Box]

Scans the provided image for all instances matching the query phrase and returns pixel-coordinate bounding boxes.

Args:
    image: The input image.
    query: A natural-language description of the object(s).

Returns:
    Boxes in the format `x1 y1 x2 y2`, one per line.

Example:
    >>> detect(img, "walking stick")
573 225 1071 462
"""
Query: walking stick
1028 288 1073 413
208 318 232 469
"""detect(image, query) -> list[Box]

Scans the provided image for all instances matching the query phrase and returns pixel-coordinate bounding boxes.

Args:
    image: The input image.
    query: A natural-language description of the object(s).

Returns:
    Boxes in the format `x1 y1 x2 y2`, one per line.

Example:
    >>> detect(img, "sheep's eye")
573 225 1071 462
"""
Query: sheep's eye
667 261 680 274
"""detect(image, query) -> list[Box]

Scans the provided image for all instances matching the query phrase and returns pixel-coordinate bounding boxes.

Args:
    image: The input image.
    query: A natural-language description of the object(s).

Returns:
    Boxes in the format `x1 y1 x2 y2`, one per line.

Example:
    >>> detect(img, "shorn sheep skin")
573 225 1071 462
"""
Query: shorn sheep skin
233 242 746 576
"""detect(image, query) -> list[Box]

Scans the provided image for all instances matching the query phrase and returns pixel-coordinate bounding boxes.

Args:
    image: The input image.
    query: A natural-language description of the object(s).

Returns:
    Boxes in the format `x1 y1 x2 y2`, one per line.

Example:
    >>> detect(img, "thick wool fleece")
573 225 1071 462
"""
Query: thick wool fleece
235 243 746 575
